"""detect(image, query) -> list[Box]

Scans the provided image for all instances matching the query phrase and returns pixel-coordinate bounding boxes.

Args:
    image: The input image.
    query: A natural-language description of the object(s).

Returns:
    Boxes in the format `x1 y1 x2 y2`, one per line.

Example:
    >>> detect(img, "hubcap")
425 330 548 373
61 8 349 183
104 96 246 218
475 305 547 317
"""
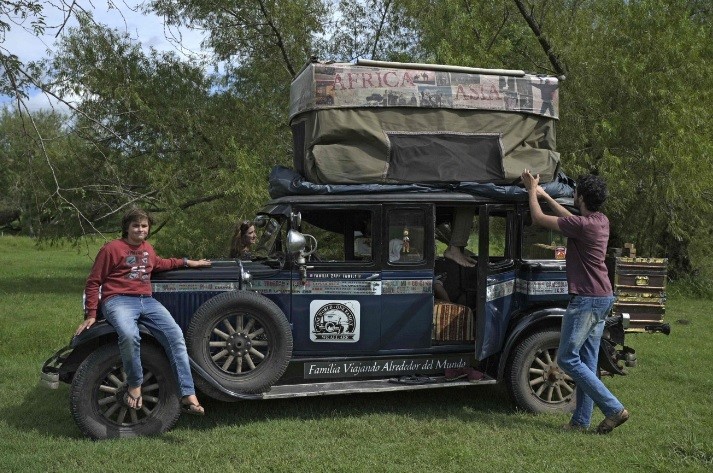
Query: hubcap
97 366 158 426
528 347 575 404
226 332 252 357
208 313 270 375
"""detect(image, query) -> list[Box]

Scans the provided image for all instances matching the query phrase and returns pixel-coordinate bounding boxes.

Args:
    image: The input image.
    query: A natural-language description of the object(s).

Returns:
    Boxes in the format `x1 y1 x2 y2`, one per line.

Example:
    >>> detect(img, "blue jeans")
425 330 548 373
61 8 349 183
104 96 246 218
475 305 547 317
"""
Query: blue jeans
102 295 195 397
558 295 623 427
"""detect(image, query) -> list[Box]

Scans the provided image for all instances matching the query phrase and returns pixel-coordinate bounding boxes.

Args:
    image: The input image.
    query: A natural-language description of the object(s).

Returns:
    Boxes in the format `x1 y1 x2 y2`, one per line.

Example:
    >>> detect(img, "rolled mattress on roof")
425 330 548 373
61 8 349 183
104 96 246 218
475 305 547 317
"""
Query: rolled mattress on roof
289 60 561 185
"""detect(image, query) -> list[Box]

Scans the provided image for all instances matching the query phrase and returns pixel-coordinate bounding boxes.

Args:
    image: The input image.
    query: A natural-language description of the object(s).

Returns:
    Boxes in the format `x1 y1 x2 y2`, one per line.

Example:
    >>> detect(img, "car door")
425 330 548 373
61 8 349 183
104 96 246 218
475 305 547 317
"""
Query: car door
289 204 383 355
475 204 518 360
380 204 434 350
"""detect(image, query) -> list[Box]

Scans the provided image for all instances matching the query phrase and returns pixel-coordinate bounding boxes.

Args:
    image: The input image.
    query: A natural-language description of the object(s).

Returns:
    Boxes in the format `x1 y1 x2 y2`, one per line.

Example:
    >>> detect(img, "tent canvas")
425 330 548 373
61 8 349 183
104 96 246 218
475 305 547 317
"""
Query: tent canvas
290 60 561 185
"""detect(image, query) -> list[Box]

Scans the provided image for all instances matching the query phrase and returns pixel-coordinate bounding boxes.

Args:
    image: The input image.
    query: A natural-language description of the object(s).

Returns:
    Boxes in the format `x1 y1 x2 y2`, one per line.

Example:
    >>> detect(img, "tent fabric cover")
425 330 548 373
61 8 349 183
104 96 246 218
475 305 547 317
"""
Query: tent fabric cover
291 108 559 185
289 61 561 186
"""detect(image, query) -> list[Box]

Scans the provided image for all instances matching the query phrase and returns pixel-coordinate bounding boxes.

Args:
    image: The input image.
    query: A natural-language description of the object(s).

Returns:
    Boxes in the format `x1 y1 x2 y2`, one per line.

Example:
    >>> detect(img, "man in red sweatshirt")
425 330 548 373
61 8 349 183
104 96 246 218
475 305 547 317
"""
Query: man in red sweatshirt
75 208 211 414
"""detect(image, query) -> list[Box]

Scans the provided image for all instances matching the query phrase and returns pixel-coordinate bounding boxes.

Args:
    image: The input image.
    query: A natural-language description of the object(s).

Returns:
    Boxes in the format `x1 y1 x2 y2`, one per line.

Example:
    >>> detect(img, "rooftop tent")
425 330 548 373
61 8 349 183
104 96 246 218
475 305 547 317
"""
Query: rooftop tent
289 59 561 185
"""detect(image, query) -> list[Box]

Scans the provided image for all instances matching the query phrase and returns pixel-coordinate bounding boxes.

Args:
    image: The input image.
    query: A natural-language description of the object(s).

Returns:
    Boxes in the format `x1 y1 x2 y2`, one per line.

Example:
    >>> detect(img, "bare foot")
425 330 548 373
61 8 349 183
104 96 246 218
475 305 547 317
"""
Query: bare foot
182 394 200 406
181 394 205 415
444 246 476 267
124 385 142 410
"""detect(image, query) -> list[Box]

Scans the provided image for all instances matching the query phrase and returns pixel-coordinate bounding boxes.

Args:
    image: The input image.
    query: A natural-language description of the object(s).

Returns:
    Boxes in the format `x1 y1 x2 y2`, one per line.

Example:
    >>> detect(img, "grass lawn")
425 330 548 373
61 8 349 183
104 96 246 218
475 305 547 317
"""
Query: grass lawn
0 236 711 472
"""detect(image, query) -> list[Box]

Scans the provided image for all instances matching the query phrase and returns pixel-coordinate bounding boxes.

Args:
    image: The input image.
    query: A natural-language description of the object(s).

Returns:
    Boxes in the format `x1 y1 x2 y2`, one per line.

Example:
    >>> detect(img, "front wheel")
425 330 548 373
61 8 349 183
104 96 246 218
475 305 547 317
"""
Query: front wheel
506 329 576 414
70 343 181 440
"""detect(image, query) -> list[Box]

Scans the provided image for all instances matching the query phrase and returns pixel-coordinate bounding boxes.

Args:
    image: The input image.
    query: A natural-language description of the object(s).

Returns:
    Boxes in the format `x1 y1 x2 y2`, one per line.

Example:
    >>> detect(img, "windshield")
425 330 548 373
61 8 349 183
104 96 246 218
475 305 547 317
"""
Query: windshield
252 215 285 260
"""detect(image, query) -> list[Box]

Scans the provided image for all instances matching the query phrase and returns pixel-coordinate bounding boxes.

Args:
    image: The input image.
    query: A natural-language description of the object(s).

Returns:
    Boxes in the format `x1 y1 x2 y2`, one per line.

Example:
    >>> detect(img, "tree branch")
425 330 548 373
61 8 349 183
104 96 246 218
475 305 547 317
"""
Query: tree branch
512 0 567 75
256 0 296 77
370 0 392 59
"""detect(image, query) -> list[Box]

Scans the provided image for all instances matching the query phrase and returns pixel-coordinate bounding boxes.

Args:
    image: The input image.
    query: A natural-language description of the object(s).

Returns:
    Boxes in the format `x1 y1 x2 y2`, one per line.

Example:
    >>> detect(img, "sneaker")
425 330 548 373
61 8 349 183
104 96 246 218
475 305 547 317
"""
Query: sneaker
596 409 630 434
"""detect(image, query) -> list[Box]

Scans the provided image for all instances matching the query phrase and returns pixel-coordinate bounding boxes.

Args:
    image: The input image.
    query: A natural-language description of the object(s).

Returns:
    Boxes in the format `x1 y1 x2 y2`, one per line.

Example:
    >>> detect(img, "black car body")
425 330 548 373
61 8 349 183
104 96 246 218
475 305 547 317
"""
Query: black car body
40 181 658 439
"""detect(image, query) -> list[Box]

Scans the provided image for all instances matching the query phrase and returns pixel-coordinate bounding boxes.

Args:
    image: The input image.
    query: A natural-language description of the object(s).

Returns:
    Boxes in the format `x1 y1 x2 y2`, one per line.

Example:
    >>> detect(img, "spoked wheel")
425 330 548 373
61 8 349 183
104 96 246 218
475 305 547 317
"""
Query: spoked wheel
210 312 271 375
507 329 576 414
187 291 292 400
70 343 180 439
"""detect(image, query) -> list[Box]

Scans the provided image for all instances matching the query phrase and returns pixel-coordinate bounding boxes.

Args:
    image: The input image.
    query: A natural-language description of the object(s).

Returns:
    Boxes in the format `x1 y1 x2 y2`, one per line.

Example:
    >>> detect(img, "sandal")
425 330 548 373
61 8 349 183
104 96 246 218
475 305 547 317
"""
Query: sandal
181 401 205 416
123 390 142 410
596 408 629 434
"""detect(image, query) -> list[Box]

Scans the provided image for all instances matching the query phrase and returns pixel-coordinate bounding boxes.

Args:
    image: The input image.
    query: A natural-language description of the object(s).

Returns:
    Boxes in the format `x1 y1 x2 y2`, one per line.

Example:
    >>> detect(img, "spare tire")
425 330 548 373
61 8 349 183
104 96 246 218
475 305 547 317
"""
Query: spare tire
187 291 293 397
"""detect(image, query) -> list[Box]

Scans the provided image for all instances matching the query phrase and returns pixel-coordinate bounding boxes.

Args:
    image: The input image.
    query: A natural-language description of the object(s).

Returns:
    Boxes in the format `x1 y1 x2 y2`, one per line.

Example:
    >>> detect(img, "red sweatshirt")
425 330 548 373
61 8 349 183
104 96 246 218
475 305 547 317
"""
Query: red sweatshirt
84 239 183 319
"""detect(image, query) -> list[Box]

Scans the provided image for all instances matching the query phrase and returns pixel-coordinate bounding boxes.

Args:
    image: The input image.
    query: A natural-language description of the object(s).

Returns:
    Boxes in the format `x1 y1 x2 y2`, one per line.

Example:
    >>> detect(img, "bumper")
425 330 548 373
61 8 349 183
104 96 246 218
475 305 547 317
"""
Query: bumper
39 345 74 389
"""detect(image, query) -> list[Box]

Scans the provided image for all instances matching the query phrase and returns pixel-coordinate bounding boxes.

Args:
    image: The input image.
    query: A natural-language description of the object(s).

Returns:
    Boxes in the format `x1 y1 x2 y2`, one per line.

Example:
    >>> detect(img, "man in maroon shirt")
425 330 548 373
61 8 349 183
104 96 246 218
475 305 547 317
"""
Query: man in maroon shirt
522 170 629 434
75 208 211 415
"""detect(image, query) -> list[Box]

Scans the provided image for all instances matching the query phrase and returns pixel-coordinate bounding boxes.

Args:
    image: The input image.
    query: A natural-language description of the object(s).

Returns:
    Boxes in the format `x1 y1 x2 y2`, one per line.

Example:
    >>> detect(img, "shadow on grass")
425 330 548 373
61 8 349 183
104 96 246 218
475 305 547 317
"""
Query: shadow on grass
175 383 519 431
7 378 567 441
0 276 87 295
1 384 84 439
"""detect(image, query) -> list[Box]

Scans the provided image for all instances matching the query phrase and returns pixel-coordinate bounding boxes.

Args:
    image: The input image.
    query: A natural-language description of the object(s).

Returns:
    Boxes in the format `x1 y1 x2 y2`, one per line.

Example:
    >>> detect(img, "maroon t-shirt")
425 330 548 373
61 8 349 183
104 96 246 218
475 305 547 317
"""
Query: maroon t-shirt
557 212 612 296
84 239 182 318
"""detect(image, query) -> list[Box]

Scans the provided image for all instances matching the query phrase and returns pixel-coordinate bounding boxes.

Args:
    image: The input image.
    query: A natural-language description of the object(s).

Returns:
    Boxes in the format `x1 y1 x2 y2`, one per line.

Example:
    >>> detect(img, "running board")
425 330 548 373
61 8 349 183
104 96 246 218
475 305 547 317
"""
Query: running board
260 376 497 399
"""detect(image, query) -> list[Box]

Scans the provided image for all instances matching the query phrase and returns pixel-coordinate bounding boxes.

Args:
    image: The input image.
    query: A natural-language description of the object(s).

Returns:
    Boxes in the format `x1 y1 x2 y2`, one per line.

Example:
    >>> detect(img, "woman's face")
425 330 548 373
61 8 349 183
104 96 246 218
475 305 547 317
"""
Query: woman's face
245 225 257 245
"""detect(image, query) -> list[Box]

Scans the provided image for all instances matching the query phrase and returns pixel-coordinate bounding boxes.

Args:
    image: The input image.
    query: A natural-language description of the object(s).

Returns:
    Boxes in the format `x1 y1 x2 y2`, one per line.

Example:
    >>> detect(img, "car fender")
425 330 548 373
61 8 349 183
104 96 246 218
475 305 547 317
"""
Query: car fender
497 307 565 379
69 320 263 400
71 320 155 348
56 321 158 381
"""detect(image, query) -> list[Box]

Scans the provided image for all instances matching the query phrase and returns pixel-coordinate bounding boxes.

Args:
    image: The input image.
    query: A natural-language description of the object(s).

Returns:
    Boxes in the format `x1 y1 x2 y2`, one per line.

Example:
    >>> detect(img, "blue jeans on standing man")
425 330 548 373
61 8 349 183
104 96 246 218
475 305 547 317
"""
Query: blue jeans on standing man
102 295 196 397
557 294 623 427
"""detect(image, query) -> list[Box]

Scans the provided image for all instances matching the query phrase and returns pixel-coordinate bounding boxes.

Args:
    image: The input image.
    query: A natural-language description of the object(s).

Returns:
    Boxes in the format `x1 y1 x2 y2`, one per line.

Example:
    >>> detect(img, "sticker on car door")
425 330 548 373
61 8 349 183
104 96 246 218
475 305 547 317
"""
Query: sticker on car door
310 300 361 342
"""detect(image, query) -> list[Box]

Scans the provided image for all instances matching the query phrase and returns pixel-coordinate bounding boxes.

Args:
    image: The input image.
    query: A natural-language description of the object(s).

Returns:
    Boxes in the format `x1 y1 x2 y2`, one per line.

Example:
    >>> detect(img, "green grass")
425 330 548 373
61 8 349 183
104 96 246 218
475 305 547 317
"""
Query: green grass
0 236 711 472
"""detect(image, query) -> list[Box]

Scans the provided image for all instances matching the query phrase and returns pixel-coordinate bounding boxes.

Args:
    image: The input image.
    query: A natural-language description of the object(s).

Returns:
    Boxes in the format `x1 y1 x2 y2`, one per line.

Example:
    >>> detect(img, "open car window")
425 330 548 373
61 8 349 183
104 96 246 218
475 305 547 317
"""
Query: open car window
522 206 568 260
299 209 374 263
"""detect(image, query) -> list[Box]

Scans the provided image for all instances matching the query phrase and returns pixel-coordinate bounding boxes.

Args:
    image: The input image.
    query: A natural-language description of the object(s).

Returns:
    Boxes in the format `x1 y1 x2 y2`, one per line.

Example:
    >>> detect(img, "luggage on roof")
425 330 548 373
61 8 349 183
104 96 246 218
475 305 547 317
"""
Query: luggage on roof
289 59 561 185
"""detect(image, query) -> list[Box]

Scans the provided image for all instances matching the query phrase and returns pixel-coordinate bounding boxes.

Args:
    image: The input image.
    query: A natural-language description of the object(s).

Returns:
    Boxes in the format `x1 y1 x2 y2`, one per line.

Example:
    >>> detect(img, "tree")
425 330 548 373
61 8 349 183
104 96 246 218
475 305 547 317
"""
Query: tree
2 0 712 288
324 0 421 62
0 108 88 235
400 0 713 283
1 14 271 255
549 0 713 280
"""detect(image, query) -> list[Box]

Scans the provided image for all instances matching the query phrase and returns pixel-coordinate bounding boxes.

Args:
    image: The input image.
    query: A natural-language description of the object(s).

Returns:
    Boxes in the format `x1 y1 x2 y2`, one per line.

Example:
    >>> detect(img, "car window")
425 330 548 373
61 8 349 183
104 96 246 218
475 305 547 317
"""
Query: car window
300 209 373 262
468 214 508 258
434 206 508 259
522 207 568 260
387 209 425 264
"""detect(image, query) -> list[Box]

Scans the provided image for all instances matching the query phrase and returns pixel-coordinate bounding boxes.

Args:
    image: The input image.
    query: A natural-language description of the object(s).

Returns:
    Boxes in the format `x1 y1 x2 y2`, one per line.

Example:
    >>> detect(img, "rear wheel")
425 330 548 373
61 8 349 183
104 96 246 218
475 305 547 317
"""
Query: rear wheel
507 329 576 414
70 343 181 440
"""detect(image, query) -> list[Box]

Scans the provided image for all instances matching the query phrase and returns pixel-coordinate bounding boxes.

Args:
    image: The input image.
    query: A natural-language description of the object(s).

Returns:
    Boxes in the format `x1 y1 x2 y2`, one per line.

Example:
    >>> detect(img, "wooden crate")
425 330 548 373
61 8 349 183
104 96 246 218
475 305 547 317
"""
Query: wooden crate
613 257 668 331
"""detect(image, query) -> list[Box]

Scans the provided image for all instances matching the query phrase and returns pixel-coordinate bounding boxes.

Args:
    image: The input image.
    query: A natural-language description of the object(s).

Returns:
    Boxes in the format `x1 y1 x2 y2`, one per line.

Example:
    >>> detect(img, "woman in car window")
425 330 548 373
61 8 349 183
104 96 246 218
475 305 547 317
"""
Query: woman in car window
230 219 258 259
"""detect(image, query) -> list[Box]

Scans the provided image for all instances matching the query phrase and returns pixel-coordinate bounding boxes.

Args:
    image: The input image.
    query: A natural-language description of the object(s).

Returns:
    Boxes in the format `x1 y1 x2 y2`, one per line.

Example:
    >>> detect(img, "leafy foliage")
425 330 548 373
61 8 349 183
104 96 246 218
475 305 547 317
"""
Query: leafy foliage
0 0 712 277
402 0 712 277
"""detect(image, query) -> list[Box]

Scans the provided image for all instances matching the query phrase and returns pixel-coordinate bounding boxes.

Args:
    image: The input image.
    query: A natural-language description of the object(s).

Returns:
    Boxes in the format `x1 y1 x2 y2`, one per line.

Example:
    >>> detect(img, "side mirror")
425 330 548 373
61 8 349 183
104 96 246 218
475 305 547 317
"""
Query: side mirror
254 215 269 228
290 211 302 229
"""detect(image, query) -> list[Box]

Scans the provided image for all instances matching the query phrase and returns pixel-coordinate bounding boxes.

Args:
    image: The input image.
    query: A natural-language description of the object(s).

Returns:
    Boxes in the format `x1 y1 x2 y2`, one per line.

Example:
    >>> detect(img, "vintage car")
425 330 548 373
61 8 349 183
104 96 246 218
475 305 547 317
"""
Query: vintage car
39 171 665 439
40 59 668 439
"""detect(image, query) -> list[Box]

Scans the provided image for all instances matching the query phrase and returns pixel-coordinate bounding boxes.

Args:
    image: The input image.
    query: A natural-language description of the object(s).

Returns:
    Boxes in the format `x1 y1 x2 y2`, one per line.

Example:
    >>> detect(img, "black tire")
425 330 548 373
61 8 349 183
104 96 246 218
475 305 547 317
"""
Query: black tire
70 343 181 440
506 329 577 414
187 291 293 399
